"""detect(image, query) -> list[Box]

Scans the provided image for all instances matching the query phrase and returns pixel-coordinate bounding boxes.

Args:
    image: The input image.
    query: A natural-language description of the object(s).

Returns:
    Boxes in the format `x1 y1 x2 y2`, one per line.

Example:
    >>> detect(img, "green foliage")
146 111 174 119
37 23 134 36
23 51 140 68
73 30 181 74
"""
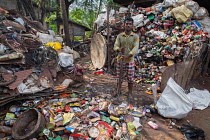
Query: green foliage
50 25 57 32
46 13 57 24
33 0 118 39
69 0 115 39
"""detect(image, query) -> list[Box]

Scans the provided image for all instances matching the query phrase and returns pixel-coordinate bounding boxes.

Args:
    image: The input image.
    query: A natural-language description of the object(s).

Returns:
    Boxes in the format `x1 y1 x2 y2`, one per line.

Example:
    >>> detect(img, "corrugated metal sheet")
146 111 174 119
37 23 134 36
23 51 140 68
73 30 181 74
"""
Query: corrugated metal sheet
3 69 35 90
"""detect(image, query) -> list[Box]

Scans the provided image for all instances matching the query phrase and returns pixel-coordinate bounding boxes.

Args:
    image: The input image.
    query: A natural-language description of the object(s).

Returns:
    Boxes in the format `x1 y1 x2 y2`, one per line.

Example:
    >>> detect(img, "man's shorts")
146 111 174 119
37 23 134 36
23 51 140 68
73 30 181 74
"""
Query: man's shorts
116 62 135 84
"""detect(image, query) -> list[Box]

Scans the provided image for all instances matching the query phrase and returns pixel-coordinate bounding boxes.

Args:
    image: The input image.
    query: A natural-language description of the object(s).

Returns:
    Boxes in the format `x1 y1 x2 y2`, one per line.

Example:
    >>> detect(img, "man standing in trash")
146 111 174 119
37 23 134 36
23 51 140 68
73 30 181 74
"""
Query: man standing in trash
114 17 139 102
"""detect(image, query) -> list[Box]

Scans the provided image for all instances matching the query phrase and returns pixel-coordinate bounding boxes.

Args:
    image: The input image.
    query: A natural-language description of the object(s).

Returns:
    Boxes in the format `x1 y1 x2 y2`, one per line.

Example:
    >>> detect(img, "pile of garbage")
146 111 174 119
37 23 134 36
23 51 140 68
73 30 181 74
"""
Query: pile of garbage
0 91 158 140
0 8 82 103
95 0 210 84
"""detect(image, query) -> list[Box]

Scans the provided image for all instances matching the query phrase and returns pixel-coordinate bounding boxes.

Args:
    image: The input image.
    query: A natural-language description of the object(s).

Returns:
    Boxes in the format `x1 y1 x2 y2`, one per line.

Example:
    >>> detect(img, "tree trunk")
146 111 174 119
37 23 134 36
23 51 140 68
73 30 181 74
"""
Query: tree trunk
56 0 61 34
60 0 71 46
97 0 103 18
20 0 37 20
16 0 24 16
39 0 47 24
65 0 75 18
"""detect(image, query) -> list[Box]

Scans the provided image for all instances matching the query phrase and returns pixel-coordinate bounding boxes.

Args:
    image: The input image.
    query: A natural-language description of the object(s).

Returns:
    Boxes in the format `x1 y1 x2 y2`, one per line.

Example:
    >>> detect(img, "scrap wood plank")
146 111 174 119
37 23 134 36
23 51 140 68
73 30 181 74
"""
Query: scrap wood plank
160 65 176 91
180 60 194 89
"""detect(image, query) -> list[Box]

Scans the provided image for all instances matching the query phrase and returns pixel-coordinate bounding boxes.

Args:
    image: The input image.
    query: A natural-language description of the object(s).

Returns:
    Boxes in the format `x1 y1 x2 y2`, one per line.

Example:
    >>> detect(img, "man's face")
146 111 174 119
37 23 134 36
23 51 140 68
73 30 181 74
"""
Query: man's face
124 20 133 32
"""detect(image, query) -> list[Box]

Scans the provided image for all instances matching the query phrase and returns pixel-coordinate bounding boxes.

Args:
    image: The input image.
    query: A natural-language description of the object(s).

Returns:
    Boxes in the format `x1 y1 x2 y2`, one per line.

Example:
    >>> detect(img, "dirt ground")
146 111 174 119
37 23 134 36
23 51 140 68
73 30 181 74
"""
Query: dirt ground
76 55 210 140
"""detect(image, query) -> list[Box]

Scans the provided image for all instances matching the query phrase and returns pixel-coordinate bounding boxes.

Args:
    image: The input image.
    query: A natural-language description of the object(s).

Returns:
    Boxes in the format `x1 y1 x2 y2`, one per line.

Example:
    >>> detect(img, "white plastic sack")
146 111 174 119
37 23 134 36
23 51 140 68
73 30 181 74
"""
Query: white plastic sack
146 29 167 39
156 77 193 119
198 17 210 34
72 50 80 59
62 46 74 54
48 30 55 37
163 0 176 7
37 32 54 44
54 36 63 43
187 88 210 110
185 1 200 14
17 73 46 94
58 52 74 67
193 7 209 20
94 13 106 28
132 14 144 27
175 0 187 7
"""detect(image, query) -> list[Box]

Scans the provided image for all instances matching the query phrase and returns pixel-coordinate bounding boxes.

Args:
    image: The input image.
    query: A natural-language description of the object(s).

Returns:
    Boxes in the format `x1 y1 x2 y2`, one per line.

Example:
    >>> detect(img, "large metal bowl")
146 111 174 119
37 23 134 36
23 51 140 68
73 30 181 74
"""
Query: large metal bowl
12 108 46 139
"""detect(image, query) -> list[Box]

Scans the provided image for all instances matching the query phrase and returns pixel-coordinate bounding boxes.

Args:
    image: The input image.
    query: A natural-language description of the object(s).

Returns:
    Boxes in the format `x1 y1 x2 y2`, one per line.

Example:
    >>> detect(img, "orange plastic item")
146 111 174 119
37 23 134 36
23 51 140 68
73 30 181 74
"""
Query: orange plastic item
145 91 153 95
182 29 189 34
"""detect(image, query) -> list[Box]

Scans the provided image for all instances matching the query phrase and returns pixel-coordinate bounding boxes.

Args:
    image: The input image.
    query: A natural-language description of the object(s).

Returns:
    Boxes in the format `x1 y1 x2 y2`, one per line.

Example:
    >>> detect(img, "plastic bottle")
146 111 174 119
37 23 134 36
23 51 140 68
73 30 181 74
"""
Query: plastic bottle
114 127 122 139
122 123 127 133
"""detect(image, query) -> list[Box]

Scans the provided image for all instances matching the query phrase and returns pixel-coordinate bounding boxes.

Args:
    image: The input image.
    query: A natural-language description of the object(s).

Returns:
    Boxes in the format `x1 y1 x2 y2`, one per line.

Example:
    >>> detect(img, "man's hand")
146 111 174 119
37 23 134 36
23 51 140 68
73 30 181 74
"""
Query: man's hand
120 47 125 53
116 47 125 53
121 54 132 60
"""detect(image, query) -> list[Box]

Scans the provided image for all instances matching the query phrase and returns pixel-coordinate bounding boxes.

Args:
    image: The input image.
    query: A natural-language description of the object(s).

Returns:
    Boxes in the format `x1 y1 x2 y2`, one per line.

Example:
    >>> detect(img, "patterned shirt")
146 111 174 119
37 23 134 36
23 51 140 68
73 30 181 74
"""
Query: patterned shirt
114 32 139 63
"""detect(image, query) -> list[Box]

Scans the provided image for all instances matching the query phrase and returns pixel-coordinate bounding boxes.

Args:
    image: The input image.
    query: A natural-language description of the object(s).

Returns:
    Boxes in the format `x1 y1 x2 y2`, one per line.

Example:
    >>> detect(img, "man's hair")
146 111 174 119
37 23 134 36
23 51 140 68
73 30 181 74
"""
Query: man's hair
124 17 134 24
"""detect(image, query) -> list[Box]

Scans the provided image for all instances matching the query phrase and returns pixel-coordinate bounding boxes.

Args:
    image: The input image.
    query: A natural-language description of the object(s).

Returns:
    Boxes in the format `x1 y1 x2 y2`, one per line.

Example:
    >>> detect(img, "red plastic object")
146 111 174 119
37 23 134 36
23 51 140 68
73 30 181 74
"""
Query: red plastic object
145 7 151 13
81 100 86 104
194 30 203 35
55 108 65 113
65 105 71 112
96 121 114 137
70 134 89 139
182 29 189 34
94 70 104 74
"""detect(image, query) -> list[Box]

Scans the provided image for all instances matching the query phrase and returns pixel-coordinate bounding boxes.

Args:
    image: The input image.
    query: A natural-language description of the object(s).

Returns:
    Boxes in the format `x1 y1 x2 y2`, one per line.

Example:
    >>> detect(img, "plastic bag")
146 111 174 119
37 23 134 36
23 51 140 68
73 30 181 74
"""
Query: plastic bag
193 7 209 20
198 17 210 34
174 0 187 7
62 46 74 54
54 37 63 43
187 88 210 110
146 29 167 39
94 13 106 28
179 124 205 140
58 52 74 67
48 30 55 37
37 32 54 44
163 0 176 7
72 50 80 59
169 5 193 23
156 77 193 119
185 1 200 14
45 42 62 50
132 14 144 27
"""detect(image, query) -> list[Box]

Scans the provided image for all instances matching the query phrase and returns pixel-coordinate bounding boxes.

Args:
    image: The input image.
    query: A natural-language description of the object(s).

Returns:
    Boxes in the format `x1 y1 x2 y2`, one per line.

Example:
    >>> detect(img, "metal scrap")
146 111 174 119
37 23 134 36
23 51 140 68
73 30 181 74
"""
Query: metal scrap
2 69 35 90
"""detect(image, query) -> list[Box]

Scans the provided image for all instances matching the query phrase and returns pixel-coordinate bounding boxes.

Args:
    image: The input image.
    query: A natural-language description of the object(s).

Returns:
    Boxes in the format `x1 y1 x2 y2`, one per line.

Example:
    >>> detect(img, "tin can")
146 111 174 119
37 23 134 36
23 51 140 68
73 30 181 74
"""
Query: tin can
111 121 117 127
